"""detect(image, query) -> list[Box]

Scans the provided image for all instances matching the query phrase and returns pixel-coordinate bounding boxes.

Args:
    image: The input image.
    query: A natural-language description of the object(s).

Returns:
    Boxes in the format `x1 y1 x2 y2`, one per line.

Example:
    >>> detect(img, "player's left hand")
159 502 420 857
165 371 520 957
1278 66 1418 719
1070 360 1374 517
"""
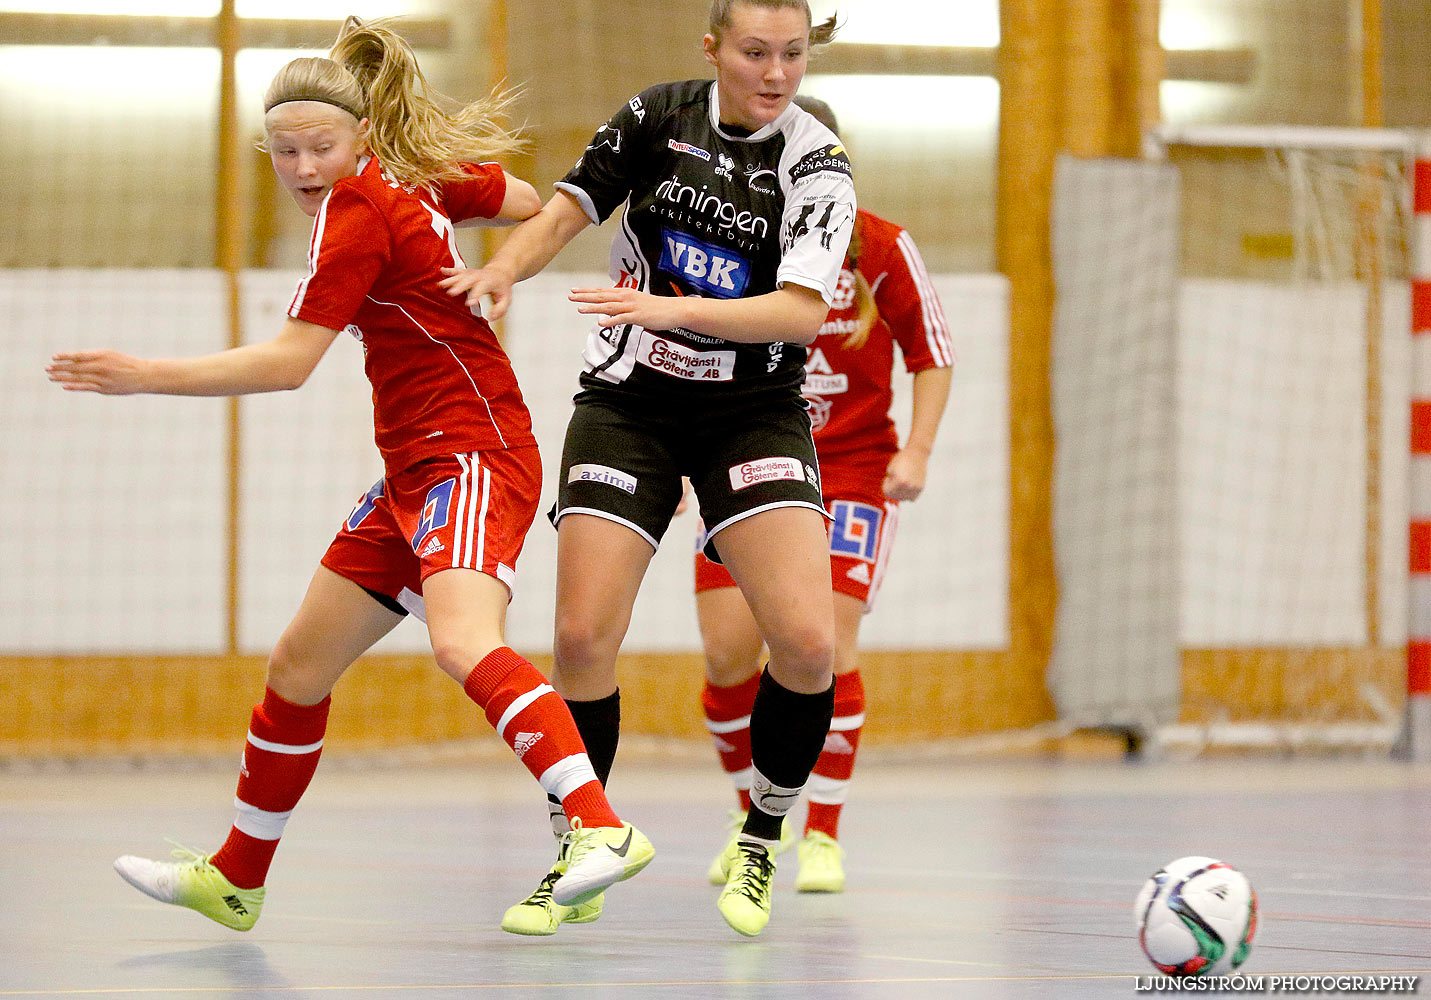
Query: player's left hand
569 287 684 331
45 350 151 394
882 447 930 501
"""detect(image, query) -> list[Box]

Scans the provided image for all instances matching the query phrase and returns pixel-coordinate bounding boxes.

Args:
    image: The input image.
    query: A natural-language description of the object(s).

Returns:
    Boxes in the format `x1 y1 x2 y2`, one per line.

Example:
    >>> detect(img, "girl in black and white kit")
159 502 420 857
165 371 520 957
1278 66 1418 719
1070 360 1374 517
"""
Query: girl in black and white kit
442 0 854 938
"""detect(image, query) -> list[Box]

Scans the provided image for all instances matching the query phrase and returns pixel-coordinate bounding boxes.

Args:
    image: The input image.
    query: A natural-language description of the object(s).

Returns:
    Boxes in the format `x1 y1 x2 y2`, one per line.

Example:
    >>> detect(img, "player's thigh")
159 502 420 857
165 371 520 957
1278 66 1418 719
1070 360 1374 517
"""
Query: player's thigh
421 567 512 683
712 505 834 692
552 512 656 698
269 564 404 703
551 393 684 551
688 391 827 565
832 590 865 676
695 577 765 685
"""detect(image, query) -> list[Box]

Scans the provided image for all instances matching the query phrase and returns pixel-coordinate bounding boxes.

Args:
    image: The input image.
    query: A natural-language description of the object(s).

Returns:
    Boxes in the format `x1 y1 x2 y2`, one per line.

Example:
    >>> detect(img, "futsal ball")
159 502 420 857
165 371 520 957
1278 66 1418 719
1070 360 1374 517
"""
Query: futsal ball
1133 856 1258 977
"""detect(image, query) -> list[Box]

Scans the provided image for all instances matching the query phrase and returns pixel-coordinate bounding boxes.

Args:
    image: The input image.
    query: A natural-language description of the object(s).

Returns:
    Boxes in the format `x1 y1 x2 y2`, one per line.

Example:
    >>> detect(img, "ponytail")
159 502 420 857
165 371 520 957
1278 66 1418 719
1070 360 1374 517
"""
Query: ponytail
329 16 524 191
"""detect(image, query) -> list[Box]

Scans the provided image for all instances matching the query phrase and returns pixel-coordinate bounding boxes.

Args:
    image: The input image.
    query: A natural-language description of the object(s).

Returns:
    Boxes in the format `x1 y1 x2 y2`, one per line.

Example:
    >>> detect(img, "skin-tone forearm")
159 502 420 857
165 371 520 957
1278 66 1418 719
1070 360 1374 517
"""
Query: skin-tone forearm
442 189 829 343
440 191 592 319
904 365 952 454
46 318 337 397
568 282 829 345
882 365 952 501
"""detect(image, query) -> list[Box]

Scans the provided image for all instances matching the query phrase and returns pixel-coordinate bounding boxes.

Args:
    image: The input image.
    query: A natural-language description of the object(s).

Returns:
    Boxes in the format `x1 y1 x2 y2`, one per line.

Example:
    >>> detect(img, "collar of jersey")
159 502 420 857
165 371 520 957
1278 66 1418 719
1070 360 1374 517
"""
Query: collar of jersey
707 81 793 143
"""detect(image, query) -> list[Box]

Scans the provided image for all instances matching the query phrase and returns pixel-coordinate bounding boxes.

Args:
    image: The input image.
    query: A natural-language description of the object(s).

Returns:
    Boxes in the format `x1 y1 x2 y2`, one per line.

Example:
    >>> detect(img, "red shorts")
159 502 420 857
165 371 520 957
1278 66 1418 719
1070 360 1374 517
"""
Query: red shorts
693 472 899 609
321 448 541 618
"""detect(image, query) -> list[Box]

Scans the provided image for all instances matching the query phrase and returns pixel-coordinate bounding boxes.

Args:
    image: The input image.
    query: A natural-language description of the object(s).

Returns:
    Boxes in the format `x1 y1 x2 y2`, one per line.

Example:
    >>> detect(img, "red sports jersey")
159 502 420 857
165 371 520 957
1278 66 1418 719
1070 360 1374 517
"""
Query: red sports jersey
802 209 953 480
288 156 536 476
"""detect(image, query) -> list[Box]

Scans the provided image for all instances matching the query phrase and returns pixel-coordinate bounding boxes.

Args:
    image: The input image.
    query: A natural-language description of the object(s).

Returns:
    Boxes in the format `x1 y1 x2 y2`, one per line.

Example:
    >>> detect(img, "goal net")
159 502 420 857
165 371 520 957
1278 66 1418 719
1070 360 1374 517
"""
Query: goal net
1049 125 1418 753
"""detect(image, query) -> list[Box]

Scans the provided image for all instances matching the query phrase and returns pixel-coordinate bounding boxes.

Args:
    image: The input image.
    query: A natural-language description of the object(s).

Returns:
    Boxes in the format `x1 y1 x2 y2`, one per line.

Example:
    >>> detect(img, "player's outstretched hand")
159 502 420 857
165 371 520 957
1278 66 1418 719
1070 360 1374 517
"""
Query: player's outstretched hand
440 265 513 321
882 447 930 502
46 350 150 395
569 287 683 331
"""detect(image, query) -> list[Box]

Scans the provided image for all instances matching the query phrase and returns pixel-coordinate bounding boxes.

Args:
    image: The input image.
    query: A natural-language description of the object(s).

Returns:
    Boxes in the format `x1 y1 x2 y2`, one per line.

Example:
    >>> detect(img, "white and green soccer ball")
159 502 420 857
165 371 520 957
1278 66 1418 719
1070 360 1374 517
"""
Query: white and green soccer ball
1134 856 1258 977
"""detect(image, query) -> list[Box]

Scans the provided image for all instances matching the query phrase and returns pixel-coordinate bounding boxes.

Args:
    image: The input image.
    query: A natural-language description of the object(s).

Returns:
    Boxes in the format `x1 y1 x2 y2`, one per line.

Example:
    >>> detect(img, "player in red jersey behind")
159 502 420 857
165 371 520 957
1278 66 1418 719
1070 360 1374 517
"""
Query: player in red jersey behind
694 95 953 894
45 17 651 932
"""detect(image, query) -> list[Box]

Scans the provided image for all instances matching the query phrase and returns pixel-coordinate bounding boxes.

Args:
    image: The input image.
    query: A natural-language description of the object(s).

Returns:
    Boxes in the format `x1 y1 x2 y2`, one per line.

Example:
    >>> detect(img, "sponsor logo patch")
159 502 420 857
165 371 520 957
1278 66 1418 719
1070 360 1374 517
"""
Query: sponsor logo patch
659 228 751 297
788 143 852 185
728 457 806 491
668 139 712 161
830 500 882 562
568 463 638 494
636 331 736 381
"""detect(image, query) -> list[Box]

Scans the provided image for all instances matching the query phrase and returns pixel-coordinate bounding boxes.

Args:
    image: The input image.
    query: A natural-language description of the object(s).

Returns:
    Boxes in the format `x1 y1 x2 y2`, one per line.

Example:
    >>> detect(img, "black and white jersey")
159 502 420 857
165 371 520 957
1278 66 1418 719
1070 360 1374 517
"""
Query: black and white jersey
555 79 856 400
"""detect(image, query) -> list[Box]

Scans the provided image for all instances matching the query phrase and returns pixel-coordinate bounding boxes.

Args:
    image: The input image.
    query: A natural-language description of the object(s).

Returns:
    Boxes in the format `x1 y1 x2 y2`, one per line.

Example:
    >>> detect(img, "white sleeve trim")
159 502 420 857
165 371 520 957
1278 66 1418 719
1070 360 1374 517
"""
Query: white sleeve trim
553 181 602 226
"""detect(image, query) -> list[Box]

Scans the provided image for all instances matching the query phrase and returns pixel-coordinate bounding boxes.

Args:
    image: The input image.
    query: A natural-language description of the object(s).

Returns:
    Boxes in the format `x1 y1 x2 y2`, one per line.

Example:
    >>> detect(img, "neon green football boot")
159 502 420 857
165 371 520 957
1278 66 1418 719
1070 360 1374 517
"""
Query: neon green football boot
717 840 776 937
794 831 846 893
707 808 797 885
113 845 264 932
501 850 604 936
550 821 655 907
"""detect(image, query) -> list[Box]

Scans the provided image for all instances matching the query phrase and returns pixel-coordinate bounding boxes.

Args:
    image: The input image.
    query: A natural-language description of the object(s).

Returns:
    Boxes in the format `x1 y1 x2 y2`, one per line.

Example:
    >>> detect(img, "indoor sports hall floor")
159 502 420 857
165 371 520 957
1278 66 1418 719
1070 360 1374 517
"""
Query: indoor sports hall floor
1 746 1428 999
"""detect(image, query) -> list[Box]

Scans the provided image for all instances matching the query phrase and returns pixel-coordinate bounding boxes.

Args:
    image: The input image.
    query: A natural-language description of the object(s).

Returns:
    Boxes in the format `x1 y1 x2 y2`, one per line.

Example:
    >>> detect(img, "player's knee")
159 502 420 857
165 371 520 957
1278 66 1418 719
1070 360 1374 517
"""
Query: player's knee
428 638 492 682
703 635 763 685
765 624 835 678
265 639 325 702
553 613 616 671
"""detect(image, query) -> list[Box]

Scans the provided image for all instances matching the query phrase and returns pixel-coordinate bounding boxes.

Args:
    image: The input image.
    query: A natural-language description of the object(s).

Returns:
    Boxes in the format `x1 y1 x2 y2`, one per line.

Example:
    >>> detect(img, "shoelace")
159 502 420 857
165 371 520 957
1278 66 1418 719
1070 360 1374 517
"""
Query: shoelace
521 869 563 907
729 844 775 904
163 839 207 864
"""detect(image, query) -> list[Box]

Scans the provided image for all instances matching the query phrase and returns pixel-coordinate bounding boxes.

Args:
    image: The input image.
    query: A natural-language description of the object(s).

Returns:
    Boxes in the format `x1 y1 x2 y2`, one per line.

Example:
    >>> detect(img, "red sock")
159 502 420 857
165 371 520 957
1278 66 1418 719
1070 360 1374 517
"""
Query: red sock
804 670 865 840
464 646 620 829
210 687 330 889
701 673 761 811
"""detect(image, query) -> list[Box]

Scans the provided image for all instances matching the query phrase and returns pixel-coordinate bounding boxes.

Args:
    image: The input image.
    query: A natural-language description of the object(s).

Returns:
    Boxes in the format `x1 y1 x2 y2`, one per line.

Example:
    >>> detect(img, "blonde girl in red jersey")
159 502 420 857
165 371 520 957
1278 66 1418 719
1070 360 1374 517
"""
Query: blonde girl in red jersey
45 17 651 933
694 95 953 895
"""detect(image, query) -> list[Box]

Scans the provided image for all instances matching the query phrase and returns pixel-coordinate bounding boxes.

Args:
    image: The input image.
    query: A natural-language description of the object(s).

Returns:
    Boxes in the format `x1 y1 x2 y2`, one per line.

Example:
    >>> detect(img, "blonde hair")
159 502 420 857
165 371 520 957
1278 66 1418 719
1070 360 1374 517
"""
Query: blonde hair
708 0 840 46
840 217 877 350
793 96 873 349
263 16 523 192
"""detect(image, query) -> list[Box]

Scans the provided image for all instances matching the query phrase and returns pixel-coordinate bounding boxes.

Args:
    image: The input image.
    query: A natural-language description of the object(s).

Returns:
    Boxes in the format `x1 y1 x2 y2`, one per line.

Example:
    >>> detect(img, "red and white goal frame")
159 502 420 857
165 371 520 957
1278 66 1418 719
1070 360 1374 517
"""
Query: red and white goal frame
1145 123 1431 760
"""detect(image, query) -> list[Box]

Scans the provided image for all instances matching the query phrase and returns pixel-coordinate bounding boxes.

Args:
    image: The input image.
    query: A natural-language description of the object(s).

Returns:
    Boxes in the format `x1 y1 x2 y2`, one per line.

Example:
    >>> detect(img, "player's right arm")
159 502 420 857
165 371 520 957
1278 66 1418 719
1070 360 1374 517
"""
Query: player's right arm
439 189 592 320
441 86 655 320
46 317 338 396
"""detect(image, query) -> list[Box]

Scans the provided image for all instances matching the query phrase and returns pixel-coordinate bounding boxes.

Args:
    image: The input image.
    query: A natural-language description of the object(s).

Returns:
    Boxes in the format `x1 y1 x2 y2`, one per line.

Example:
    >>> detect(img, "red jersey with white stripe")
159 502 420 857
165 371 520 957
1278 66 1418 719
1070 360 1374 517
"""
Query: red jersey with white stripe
802 209 953 481
287 156 536 476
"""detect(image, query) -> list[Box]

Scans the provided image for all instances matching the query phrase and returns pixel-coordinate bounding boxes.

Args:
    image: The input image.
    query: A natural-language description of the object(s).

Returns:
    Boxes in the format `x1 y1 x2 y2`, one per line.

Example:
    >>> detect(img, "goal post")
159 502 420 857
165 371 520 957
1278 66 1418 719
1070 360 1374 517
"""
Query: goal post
1051 124 1429 756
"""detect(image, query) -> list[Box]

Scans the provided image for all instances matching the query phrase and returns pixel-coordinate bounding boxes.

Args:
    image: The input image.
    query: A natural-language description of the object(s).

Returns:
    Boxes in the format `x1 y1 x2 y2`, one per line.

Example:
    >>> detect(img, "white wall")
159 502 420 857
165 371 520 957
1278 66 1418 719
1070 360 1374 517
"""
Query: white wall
0 270 1009 656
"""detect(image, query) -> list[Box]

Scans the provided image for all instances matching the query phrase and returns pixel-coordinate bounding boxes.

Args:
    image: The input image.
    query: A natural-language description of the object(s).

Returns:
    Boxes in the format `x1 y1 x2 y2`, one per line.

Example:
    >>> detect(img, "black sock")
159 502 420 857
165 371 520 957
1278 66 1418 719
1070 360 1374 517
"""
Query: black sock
743 668 835 842
545 689 622 819
566 689 621 785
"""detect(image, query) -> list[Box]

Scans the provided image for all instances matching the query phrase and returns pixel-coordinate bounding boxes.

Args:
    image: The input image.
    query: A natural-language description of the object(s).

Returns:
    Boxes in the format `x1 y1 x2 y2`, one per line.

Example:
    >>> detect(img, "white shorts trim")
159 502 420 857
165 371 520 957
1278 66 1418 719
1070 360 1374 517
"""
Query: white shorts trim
552 506 660 551
702 500 831 549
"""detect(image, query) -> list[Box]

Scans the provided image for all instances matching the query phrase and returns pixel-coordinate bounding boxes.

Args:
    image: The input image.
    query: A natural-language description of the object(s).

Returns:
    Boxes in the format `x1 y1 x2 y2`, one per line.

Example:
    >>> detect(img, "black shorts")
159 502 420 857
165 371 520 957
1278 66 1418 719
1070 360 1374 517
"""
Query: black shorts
550 388 828 561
